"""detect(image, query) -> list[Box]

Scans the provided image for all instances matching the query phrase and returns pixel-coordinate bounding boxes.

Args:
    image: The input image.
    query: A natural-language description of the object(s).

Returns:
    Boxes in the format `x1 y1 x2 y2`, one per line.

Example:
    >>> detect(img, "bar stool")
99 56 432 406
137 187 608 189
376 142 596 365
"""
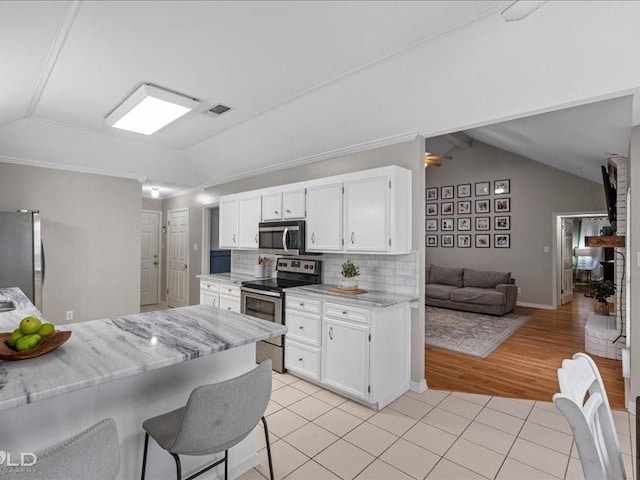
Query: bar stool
9 418 120 480
140 360 274 480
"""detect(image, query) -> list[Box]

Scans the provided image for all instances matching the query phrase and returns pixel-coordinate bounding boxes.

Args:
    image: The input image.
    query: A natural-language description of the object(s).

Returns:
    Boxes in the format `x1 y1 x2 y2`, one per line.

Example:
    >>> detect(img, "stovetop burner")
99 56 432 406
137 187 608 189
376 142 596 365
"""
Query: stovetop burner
241 257 321 293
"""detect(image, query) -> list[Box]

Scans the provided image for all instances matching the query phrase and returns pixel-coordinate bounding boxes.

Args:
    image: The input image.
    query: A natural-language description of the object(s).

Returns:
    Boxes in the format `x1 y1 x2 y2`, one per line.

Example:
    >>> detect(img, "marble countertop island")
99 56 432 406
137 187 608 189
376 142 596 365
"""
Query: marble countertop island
0 287 286 412
285 284 418 308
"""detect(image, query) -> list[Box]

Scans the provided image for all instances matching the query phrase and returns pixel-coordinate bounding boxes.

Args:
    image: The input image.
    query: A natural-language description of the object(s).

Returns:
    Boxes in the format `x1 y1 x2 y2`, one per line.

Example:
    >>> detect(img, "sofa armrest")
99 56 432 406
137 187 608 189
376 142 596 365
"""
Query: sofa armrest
496 284 518 313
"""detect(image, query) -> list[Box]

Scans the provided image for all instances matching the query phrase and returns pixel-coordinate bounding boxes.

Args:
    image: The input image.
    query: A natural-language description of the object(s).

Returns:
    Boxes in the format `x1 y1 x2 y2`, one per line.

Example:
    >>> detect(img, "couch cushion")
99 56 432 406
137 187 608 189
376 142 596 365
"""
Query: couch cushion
463 268 511 289
426 284 457 300
449 287 506 306
429 265 464 287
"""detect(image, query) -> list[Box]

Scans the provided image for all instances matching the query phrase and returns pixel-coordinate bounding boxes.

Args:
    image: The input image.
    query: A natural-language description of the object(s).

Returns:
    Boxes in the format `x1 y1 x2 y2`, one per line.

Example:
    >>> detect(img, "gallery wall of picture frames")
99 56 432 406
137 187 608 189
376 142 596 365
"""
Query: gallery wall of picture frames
426 179 511 248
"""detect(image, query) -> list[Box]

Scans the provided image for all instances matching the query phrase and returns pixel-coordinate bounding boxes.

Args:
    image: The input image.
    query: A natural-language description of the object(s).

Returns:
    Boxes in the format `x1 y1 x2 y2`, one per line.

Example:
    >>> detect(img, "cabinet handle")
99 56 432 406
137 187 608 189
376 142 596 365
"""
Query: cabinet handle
311 232 316 244
232 233 236 243
227 307 232 311
298 325 304 330
299 302 304 307
342 310 348 315
351 232 355 244
329 326 333 340
286 209 291 213
275 210 279 215
298 357 303 362
255 234 258 244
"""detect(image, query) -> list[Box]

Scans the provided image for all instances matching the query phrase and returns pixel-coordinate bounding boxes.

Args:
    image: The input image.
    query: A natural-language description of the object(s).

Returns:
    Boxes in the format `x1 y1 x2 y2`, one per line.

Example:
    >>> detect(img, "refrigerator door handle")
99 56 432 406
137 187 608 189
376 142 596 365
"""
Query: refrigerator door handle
41 240 45 284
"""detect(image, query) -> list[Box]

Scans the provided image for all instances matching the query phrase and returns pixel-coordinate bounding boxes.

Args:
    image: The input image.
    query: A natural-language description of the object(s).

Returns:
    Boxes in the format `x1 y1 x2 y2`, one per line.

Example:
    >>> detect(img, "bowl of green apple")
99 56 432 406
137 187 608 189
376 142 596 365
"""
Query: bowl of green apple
0 316 71 361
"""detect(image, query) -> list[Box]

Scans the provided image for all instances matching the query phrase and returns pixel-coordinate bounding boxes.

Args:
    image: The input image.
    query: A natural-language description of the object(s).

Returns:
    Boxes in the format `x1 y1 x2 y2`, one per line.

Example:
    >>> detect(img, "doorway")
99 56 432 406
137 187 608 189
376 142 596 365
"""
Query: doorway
201 204 231 275
140 210 161 306
167 208 189 307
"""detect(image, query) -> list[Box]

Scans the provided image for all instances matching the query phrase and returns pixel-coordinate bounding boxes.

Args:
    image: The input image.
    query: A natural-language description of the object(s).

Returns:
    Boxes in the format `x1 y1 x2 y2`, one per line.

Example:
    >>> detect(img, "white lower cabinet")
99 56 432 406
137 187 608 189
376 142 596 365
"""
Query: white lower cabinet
284 295 410 409
200 280 219 307
200 279 240 313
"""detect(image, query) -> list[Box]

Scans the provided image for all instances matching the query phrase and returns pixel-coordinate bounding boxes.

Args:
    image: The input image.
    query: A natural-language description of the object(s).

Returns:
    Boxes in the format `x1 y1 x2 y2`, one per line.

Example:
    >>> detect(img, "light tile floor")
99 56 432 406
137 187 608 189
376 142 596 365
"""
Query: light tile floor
239 372 636 480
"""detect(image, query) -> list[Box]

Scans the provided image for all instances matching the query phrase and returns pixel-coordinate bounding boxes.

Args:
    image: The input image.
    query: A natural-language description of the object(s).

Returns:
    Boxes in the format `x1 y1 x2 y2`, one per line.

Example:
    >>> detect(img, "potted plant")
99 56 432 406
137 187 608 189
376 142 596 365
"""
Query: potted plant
340 259 360 289
590 280 616 315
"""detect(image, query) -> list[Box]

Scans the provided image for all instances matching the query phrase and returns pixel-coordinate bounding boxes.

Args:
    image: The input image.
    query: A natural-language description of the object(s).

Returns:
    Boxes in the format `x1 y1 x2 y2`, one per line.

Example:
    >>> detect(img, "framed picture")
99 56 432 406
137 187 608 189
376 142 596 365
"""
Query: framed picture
426 203 438 216
475 234 490 248
475 181 490 196
441 218 454 231
494 233 510 248
426 219 438 231
457 200 471 215
441 202 454 215
426 235 438 247
475 216 490 231
441 185 454 199
426 187 438 201
475 199 490 214
495 197 511 213
494 215 510 230
494 179 510 195
441 234 454 247
457 183 471 198
457 234 471 248
457 217 471 231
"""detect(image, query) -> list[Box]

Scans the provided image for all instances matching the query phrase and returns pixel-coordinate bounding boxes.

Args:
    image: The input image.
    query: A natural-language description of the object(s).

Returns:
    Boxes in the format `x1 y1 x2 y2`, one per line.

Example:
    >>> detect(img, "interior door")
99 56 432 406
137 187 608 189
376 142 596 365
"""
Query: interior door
561 218 574 305
140 211 160 305
168 209 189 307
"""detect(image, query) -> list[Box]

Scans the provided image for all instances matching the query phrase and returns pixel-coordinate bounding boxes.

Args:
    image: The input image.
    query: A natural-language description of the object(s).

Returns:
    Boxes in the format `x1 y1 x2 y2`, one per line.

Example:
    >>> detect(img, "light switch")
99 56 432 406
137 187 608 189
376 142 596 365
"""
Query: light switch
637 251 640 267
193 243 198 251
543 246 550 253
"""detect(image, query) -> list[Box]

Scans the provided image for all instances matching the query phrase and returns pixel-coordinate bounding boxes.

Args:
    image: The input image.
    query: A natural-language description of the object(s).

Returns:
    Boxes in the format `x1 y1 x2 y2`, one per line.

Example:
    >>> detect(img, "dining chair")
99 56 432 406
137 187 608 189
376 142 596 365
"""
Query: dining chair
553 352 626 480
141 359 274 480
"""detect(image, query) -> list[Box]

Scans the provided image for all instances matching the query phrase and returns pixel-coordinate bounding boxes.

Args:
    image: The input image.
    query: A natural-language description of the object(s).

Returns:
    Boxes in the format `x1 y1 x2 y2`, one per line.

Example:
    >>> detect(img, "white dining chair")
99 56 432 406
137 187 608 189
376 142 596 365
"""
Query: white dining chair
553 352 626 480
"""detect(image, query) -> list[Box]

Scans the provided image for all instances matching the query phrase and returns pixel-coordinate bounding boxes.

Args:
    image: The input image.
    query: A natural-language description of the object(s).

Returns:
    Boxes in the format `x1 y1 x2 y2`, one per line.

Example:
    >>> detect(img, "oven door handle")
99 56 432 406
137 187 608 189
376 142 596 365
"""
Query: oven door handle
282 227 289 253
242 287 282 298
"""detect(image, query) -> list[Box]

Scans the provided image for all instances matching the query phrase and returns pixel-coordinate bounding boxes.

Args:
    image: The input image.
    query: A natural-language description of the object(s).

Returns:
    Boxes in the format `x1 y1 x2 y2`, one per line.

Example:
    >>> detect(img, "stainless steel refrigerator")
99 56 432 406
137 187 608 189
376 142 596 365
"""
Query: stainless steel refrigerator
0 211 44 309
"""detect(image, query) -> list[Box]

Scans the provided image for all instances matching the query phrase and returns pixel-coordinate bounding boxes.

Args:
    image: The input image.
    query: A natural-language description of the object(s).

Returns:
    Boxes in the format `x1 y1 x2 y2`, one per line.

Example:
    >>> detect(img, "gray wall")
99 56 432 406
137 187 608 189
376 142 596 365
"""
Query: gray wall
162 139 427 385
629 125 639 410
142 197 162 211
0 163 141 323
210 207 220 250
426 141 604 307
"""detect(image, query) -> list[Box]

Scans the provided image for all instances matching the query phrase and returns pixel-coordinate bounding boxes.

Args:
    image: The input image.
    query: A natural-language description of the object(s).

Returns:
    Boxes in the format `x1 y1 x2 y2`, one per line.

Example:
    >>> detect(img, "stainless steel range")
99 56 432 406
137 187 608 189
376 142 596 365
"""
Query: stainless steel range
241 258 321 372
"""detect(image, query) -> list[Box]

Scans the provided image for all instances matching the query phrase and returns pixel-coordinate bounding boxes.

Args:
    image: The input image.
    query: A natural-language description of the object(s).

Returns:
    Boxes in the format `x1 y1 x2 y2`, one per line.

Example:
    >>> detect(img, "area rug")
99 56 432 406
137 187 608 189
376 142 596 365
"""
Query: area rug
425 307 531 358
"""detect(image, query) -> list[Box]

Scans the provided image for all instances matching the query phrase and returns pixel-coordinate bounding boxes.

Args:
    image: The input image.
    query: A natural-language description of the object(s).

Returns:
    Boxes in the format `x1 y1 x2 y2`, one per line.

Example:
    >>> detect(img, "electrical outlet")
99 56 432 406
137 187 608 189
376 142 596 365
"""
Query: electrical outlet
65 311 74 321
518 288 522 294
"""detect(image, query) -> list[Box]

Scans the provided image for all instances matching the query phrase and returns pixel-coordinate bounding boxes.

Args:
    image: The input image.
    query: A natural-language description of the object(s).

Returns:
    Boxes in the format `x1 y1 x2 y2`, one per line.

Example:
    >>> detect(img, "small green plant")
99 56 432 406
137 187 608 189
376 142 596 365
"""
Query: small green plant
341 259 360 278
590 280 616 303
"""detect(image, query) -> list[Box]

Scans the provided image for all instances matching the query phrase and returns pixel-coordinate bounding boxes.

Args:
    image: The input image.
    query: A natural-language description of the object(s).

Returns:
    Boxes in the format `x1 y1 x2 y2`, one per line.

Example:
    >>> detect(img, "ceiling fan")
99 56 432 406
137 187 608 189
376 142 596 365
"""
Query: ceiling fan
424 153 452 167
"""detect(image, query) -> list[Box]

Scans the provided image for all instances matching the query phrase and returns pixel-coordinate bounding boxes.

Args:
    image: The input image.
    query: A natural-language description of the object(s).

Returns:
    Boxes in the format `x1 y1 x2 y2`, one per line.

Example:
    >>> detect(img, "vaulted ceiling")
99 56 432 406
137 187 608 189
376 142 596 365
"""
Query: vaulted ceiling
2 1 640 196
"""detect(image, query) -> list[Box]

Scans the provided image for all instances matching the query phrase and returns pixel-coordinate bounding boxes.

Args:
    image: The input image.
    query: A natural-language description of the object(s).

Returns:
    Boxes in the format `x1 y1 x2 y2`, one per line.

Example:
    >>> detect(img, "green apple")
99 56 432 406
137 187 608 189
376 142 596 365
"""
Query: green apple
19 316 41 335
6 329 24 348
15 334 41 351
36 323 55 337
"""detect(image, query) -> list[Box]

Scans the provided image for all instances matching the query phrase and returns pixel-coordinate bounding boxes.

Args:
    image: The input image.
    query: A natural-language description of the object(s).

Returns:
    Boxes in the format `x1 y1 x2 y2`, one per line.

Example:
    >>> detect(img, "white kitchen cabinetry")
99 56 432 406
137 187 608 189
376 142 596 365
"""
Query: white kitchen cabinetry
306 183 343 252
219 199 239 249
238 195 261 249
282 189 306 219
284 295 410 408
219 283 241 313
344 176 390 252
261 193 282 221
199 280 219 307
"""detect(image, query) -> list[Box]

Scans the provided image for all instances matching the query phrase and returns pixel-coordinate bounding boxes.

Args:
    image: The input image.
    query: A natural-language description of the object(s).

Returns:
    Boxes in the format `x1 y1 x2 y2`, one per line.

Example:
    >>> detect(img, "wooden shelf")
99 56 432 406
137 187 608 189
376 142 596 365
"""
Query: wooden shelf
585 236 626 248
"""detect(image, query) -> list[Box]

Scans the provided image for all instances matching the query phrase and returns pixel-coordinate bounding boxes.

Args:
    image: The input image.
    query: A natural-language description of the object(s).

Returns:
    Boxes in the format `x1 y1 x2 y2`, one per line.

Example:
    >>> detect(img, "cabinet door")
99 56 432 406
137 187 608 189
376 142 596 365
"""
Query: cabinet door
322 318 369 400
200 291 219 308
283 189 306 219
262 193 282 221
239 196 261 249
306 183 342 251
219 295 240 313
219 199 239 248
344 176 390 252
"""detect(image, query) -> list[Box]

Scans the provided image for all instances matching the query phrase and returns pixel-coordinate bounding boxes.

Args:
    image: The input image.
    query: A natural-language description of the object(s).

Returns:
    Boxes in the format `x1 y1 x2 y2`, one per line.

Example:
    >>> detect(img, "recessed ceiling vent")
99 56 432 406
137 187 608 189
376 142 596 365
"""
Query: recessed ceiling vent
205 104 231 117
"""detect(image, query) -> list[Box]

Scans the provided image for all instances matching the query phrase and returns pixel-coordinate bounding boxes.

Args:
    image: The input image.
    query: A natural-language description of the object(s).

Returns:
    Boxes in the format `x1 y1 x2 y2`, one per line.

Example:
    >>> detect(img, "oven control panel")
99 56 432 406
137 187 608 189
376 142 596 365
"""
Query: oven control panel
276 258 319 274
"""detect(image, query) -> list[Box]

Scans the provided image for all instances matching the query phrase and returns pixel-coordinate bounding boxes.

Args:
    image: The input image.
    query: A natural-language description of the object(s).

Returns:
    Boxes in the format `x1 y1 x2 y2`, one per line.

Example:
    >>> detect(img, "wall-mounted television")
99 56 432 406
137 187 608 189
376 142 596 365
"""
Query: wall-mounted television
601 165 617 232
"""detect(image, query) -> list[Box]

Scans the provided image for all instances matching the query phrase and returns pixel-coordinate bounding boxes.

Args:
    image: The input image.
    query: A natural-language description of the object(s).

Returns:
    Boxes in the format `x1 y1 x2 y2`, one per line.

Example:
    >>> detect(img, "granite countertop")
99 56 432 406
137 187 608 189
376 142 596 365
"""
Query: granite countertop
0 288 286 412
197 272 266 285
285 284 418 308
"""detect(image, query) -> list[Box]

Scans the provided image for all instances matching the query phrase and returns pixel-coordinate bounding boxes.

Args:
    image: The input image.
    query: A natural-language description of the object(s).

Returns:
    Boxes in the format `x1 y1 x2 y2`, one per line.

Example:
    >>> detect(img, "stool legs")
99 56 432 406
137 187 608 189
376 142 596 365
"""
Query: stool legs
141 432 150 480
171 453 182 480
261 416 274 480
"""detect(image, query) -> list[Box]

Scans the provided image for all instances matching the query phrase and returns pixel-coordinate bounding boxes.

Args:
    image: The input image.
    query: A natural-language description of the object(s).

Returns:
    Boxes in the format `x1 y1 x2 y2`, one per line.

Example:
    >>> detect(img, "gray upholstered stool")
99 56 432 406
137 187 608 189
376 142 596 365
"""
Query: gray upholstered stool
8 418 120 480
141 360 274 480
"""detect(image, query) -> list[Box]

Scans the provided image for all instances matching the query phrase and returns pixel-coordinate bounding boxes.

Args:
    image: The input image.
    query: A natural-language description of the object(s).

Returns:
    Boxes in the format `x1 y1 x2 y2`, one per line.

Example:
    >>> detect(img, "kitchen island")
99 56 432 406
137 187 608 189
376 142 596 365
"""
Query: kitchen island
0 287 285 479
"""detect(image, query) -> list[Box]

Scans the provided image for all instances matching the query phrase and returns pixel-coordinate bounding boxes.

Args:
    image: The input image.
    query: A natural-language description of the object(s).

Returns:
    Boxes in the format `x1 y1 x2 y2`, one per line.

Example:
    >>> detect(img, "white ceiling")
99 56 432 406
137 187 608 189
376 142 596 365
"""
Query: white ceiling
2 1 640 196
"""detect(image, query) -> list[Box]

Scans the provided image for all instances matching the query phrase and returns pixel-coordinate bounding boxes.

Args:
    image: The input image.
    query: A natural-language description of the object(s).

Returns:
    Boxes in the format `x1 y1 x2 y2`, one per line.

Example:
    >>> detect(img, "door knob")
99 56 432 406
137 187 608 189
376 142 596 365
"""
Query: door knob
153 261 159 266
183 264 188 269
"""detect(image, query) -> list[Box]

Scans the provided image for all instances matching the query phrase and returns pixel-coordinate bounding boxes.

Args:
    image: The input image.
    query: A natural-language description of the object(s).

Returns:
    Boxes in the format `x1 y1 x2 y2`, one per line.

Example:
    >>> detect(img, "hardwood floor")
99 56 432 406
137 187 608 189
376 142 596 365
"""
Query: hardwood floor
424 292 626 410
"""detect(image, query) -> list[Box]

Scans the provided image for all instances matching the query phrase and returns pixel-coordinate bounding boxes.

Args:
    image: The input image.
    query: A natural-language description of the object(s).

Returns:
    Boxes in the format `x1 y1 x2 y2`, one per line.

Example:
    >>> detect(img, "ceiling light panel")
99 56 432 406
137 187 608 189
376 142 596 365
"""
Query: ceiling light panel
106 84 200 135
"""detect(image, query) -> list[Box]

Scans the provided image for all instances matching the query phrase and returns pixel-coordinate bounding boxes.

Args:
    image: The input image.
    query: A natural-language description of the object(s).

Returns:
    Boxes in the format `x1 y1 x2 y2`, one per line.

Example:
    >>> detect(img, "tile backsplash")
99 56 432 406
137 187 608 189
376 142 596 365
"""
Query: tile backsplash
231 250 418 297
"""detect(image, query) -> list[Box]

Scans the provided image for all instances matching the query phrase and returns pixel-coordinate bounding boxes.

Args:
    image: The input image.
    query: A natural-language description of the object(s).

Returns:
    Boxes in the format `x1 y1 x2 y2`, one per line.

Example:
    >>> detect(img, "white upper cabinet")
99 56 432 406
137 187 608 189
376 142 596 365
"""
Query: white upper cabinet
306 183 343 251
282 189 306 219
344 176 390 252
238 195 261 249
261 193 282 221
219 199 239 248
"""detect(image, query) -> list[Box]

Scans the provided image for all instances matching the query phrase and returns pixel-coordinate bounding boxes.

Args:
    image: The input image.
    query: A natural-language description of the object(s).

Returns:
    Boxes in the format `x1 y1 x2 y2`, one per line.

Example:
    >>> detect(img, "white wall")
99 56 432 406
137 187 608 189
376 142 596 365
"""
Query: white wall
0 162 141 323
426 141 604 307
628 126 640 410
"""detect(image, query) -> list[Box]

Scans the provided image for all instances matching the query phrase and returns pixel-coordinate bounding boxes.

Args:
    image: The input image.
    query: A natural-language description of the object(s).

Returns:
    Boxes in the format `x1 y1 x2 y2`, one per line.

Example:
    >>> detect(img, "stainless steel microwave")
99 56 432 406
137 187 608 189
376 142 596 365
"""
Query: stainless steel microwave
258 220 306 256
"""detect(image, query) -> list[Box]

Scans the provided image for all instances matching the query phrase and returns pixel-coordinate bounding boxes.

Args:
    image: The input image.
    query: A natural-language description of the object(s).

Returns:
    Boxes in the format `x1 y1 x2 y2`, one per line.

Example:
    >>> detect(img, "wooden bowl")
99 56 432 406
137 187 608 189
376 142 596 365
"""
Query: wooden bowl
0 331 72 361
